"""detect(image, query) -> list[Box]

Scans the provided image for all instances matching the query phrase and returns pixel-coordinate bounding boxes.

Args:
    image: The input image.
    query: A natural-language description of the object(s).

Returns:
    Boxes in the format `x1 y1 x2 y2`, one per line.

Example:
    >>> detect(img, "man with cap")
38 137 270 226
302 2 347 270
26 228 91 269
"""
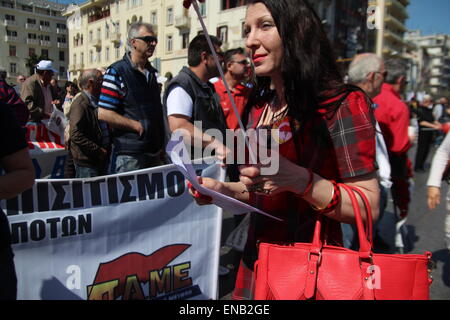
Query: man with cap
20 60 57 122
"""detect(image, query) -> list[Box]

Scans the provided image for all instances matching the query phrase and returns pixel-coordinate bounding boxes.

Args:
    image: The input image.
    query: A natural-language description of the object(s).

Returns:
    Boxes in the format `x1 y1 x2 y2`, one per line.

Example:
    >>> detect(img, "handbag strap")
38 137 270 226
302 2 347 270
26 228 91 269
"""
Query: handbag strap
339 184 373 258
348 186 373 246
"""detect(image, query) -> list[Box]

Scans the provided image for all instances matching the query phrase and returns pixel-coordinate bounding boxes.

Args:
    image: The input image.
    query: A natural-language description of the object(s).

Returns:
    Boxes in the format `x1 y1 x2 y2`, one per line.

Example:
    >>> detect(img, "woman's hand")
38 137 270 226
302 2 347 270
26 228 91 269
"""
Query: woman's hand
187 177 223 206
427 186 441 210
238 155 310 196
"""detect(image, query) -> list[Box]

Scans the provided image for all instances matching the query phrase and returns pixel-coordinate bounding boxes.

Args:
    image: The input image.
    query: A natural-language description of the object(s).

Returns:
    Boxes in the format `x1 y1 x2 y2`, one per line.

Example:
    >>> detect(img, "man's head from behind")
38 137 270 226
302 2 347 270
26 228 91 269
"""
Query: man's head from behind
223 47 249 81
384 58 408 94
347 53 385 98
79 69 103 98
127 22 157 60
188 34 223 79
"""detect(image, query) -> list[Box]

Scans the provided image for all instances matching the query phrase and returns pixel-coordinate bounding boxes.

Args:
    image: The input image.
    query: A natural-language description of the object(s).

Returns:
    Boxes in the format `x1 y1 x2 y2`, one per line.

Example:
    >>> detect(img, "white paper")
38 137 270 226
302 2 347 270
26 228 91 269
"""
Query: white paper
166 136 283 222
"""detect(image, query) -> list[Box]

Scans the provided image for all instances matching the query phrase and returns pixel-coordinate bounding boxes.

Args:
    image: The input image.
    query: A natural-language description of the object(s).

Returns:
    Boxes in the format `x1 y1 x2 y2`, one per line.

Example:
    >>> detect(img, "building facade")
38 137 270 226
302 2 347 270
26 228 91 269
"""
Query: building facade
63 0 251 82
405 31 450 96
64 0 373 83
0 0 69 85
367 0 410 57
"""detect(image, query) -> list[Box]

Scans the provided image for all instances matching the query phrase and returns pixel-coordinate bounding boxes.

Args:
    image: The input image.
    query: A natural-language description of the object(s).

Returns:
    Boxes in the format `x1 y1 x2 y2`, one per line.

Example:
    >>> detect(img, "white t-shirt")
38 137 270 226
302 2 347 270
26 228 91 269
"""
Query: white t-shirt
166 85 194 118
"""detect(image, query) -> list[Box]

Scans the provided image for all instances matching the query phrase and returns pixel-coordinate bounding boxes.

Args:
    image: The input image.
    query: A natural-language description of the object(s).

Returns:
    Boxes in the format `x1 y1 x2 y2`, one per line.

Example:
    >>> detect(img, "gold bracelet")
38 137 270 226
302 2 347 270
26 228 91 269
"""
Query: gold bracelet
311 181 335 211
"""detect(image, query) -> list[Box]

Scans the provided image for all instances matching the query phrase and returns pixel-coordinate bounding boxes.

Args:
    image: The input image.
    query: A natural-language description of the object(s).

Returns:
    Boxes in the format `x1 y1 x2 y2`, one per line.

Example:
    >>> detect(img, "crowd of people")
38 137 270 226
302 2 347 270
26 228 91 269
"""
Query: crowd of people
0 0 449 300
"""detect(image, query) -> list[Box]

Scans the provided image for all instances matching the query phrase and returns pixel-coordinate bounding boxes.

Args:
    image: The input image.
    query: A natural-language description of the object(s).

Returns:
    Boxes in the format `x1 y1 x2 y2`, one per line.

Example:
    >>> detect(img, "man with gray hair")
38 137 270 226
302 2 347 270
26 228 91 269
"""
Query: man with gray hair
347 53 391 251
373 58 413 221
98 22 166 173
69 69 110 178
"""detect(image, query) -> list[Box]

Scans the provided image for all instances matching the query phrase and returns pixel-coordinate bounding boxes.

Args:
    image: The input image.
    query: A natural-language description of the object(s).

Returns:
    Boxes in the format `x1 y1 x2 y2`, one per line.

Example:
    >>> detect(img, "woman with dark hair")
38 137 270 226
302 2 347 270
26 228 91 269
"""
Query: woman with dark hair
188 0 380 300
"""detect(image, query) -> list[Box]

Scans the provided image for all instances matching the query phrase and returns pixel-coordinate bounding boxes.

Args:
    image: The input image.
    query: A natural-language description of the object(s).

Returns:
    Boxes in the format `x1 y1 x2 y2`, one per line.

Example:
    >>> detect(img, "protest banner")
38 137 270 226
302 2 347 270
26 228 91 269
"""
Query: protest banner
2 160 224 300
25 122 67 179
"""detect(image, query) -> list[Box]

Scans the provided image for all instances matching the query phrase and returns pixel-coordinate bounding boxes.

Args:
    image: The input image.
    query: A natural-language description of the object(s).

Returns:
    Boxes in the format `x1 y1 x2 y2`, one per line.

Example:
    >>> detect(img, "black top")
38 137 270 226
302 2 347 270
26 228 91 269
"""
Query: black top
417 105 436 129
0 102 28 249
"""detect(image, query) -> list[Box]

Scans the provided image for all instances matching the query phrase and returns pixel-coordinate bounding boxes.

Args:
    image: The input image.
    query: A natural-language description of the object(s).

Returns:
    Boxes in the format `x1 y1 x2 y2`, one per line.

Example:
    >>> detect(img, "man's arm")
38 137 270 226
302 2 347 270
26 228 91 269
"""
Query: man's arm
0 148 35 199
20 81 44 121
70 102 107 160
98 108 143 136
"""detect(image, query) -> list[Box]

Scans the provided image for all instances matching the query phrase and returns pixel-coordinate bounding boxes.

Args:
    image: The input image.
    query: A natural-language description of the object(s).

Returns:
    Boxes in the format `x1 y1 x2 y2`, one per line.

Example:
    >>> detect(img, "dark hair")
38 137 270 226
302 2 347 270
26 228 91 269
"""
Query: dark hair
246 0 347 123
64 81 77 90
384 58 407 84
223 47 246 72
188 34 222 67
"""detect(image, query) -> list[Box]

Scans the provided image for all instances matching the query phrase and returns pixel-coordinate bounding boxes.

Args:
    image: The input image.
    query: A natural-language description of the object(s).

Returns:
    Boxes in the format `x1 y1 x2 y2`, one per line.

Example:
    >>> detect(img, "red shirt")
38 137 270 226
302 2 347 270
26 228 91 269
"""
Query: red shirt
373 83 411 155
213 79 251 130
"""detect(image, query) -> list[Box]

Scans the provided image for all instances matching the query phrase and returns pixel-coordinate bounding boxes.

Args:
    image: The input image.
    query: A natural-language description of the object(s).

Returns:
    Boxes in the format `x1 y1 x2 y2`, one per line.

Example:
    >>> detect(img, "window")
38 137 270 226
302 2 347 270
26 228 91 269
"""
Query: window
7 30 17 37
5 14 15 21
97 51 101 63
105 24 110 38
27 18 36 24
56 23 66 30
74 54 77 65
41 49 49 59
182 33 189 49
59 51 65 61
115 47 120 59
89 31 93 41
22 5 33 12
217 26 228 43
166 35 173 52
81 35 84 45
221 0 247 10
9 45 16 57
40 20 50 27
10 63 17 74
89 51 93 63
167 7 173 25
200 2 206 16
151 11 157 25
106 47 110 61
28 33 37 39
58 36 66 43
81 53 84 65
97 28 101 40
59 67 65 77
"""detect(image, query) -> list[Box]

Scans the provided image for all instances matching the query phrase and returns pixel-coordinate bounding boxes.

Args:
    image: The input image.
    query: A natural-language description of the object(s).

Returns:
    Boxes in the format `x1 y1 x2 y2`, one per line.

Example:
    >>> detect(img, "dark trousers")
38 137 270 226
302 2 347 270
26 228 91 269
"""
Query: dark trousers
415 130 434 170
0 246 17 300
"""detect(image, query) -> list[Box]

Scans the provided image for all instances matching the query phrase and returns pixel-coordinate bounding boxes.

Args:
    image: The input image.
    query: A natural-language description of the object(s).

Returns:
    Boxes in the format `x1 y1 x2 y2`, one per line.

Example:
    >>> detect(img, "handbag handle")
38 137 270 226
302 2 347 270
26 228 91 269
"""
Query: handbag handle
348 185 373 246
339 184 373 257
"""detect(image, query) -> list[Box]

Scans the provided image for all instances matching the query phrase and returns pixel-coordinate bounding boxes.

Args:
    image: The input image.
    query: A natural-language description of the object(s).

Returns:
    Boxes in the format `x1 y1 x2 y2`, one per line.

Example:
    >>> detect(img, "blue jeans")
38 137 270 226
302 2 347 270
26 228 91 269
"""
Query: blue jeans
74 164 104 178
114 153 165 173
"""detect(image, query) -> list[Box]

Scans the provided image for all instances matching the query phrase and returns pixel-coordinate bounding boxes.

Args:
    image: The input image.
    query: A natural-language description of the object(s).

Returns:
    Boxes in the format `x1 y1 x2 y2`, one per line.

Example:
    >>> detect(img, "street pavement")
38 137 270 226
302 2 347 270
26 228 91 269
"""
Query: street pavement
217 145 450 300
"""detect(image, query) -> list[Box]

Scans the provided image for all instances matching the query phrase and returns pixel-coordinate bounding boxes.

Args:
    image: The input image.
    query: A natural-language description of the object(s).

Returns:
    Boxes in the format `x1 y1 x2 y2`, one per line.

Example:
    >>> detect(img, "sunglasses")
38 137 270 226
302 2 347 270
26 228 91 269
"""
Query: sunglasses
232 59 249 66
133 35 158 44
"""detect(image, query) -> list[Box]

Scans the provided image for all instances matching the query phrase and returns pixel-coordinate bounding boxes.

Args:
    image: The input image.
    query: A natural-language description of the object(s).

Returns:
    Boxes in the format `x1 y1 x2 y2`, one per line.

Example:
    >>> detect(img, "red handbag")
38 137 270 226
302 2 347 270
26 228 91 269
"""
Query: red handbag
254 184 433 300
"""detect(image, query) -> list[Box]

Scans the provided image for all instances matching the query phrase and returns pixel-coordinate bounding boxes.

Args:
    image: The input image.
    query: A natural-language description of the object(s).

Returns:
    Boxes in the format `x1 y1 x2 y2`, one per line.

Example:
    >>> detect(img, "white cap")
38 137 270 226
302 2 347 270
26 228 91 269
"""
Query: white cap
36 60 57 73
157 76 167 84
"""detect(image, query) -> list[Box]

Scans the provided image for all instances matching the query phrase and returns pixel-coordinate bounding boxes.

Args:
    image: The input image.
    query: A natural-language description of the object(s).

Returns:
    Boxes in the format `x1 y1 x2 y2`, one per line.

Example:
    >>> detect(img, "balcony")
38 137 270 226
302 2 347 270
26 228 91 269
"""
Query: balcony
40 40 51 47
57 42 68 49
110 32 121 44
39 25 51 33
27 38 40 45
25 23 39 30
76 63 85 71
56 28 67 35
175 16 190 30
3 19 18 27
69 64 77 71
5 35 19 42
89 38 102 48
